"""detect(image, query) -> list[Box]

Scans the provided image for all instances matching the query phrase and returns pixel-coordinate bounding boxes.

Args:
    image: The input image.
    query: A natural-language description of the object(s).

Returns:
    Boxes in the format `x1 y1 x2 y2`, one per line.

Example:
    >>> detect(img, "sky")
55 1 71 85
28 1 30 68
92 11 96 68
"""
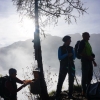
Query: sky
0 0 100 48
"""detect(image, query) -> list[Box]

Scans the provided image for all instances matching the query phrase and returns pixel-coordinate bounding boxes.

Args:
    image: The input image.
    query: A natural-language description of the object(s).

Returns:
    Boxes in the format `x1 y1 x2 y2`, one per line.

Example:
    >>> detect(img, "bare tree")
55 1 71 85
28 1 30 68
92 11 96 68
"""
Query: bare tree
12 0 87 25
12 0 87 100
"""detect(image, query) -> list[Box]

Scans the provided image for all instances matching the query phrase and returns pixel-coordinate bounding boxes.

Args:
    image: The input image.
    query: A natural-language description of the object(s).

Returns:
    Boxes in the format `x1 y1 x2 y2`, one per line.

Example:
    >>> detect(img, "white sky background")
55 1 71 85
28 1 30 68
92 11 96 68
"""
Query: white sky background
0 0 100 47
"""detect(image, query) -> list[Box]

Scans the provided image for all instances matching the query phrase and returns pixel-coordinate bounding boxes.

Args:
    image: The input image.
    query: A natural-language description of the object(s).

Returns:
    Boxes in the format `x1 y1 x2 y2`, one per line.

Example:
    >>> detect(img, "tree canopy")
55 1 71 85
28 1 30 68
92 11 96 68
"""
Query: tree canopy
12 0 87 25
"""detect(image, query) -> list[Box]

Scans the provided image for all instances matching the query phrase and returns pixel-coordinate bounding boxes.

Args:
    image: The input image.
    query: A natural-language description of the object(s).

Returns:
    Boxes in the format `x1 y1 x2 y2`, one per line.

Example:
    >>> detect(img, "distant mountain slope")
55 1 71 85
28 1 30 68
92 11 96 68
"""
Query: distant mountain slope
0 34 100 76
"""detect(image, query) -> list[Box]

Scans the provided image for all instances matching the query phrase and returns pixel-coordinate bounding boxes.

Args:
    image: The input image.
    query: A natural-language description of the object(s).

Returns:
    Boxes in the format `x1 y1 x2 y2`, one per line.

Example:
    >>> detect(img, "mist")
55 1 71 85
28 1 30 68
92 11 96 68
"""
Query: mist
0 33 100 99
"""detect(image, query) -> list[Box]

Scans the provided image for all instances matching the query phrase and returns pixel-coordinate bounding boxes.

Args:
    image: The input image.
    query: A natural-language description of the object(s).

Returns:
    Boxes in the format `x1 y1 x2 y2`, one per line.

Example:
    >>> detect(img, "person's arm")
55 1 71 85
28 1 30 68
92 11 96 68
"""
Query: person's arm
17 84 25 92
15 77 24 84
58 47 68 60
16 77 34 84
17 80 35 92
91 53 95 58
72 49 76 60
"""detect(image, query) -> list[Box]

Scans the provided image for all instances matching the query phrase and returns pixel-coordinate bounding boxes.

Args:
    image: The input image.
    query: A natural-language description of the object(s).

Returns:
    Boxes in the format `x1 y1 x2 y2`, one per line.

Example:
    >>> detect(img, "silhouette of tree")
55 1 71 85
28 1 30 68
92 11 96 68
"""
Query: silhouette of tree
12 0 87 25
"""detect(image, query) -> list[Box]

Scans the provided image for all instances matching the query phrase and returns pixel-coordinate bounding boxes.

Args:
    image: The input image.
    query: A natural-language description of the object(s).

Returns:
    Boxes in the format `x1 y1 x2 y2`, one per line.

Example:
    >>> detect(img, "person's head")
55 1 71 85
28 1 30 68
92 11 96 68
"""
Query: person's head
82 32 90 41
9 68 17 78
62 35 71 46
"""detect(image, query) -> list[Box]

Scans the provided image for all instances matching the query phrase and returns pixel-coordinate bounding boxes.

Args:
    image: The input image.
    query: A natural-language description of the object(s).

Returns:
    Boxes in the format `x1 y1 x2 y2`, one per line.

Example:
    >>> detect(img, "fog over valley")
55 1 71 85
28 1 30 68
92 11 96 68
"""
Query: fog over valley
0 33 100 75
0 34 100 96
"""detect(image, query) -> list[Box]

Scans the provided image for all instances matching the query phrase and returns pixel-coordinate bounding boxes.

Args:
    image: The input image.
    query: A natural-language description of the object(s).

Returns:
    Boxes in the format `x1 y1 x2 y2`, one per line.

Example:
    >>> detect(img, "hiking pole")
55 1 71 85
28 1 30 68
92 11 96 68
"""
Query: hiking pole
68 58 80 87
68 57 80 90
74 75 80 88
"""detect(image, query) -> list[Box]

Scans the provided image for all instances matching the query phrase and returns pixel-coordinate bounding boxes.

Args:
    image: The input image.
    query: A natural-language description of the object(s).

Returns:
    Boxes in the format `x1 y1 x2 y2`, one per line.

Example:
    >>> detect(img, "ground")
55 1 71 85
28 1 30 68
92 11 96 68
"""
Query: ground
49 90 88 100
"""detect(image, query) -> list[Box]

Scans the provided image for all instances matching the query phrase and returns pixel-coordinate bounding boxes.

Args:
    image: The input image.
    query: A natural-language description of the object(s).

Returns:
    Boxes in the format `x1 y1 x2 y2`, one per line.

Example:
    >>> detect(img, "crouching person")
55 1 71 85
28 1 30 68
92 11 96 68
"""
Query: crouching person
55 35 75 100
4 68 34 100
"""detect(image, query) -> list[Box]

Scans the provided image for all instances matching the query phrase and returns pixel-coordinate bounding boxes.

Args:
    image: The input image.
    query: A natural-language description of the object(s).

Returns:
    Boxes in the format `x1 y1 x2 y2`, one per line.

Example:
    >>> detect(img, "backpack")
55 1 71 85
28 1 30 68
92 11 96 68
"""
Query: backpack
74 41 81 59
0 76 9 98
86 82 100 99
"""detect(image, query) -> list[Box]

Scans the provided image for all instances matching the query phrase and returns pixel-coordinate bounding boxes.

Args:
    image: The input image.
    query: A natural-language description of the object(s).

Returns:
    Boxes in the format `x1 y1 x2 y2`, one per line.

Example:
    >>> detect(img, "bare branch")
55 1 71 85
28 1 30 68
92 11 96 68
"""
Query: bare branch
12 0 87 25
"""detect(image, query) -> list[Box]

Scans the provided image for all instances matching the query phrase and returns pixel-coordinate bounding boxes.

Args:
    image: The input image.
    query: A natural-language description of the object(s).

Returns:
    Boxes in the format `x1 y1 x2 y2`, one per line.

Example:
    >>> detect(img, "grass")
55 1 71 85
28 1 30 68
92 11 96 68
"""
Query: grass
49 90 56 96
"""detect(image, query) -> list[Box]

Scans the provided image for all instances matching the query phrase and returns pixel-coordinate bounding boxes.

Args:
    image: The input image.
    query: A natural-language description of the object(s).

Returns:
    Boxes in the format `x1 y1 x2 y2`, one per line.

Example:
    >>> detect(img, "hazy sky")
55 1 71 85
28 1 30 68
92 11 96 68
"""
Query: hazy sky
0 0 100 47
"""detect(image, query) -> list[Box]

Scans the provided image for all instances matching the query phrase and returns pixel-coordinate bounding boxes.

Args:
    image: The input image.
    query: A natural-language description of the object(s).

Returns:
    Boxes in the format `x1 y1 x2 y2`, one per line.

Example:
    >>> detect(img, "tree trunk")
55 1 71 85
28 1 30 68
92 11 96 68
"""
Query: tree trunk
34 0 49 99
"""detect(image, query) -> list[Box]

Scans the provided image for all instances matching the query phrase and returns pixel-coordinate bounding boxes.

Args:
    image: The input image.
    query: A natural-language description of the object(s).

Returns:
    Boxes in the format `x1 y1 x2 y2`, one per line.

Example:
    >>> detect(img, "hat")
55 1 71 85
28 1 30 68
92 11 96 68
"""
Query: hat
62 35 71 42
9 68 17 75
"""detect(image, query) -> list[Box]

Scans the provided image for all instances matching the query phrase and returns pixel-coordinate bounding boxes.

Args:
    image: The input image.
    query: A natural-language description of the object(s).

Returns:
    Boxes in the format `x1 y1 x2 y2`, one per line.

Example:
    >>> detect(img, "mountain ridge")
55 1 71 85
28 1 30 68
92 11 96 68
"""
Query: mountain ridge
0 33 100 77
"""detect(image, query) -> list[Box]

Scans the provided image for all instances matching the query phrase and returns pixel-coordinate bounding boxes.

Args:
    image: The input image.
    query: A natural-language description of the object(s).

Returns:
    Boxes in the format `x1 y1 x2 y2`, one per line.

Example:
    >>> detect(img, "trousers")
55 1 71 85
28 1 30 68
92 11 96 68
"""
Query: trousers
56 62 75 97
81 59 93 93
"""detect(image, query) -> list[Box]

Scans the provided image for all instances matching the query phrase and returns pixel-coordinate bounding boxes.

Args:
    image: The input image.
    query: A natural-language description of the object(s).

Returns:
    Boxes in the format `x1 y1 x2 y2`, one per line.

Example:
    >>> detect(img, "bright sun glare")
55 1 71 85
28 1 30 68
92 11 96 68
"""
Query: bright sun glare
18 17 35 39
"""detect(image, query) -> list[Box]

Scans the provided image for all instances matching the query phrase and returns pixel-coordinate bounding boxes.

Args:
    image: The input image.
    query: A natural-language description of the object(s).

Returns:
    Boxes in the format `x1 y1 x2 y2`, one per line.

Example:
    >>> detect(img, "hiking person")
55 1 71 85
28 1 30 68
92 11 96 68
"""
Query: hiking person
55 35 75 100
78 32 97 96
4 68 34 100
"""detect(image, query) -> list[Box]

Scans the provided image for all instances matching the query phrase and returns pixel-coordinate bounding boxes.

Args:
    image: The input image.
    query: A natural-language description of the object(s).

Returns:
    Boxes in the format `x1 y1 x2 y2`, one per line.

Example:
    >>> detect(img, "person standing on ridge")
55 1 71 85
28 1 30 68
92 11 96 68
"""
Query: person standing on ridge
55 35 75 100
78 32 97 96
4 68 35 100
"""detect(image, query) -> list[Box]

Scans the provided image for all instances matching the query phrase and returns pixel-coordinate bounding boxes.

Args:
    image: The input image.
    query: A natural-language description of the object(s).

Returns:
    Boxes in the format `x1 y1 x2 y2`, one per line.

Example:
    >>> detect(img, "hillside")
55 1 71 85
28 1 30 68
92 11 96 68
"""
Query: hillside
0 33 100 76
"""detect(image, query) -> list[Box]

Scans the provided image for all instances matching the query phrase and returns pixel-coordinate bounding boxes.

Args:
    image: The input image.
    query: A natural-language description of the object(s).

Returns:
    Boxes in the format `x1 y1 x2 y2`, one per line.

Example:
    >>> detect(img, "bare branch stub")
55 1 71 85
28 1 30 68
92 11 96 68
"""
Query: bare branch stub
12 0 87 25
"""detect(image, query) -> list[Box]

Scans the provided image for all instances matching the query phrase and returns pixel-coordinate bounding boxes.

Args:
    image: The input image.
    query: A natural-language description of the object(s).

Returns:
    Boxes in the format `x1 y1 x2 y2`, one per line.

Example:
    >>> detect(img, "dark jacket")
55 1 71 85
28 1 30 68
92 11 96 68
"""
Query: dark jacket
59 45 74 66
5 77 23 96
78 40 95 61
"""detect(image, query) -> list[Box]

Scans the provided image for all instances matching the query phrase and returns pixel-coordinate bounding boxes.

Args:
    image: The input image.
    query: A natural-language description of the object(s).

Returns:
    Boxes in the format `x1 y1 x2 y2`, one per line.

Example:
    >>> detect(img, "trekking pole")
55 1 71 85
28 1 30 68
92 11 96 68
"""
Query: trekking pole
74 75 80 87
68 57 80 91
68 56 80 87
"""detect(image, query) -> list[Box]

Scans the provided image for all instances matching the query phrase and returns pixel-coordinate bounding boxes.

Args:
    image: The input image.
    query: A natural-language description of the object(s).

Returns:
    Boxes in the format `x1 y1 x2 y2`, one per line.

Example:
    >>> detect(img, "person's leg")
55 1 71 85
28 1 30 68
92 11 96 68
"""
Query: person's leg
68 63 75 96
56 66 68 97
87 61 93 85
81 60 90 93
